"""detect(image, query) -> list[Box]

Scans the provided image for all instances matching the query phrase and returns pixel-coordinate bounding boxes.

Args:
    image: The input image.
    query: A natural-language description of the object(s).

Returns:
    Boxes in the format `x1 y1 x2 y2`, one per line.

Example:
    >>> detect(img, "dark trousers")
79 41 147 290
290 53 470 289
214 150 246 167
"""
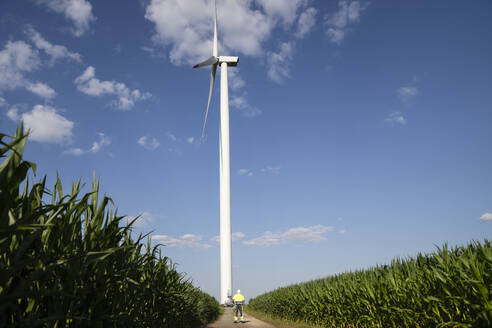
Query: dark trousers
234 304 243 317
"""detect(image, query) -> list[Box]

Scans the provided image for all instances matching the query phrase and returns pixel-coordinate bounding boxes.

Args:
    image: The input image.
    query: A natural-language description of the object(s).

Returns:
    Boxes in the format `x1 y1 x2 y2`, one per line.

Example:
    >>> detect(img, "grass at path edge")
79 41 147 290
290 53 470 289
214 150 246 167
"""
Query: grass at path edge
245 306 324 328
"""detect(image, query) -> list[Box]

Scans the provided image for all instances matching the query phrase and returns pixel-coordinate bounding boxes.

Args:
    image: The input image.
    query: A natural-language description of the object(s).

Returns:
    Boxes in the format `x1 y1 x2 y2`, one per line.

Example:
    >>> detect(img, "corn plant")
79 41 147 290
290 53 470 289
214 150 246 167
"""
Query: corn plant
249 241 491 327
0 124 220 327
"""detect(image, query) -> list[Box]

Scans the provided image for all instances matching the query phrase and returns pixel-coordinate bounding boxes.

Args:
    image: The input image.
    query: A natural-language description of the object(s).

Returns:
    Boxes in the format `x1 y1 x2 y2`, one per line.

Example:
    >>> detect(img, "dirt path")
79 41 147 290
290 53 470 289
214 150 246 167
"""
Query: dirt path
206 307 276 328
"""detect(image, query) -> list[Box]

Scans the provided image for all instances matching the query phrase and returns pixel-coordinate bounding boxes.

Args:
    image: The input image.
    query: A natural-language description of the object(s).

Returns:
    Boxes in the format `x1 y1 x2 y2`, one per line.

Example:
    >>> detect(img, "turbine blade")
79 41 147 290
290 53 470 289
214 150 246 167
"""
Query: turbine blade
200 64 217 144
213 0 218 58
193 56 218 68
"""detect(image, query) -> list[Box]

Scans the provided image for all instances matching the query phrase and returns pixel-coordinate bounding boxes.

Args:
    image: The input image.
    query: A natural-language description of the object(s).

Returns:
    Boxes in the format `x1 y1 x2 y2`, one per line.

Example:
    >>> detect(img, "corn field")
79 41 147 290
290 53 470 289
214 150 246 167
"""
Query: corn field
0 125 220 327
249 241 491 328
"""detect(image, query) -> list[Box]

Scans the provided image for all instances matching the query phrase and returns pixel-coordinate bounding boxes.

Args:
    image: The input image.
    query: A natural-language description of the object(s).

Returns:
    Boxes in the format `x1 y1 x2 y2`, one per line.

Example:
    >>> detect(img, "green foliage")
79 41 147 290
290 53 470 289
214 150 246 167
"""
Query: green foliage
249 241 492 328
0 124 220 327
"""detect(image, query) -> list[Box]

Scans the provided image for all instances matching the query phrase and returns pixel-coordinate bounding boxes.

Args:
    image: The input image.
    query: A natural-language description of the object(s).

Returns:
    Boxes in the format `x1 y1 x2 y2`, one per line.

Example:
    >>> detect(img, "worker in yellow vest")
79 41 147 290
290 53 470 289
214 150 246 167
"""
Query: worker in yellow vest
232 289 245 323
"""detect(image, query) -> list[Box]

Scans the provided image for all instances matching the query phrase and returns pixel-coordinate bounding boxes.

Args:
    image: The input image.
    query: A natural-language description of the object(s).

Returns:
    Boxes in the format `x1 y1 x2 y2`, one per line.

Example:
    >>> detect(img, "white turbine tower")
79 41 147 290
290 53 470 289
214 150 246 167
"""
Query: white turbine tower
193 0 238 305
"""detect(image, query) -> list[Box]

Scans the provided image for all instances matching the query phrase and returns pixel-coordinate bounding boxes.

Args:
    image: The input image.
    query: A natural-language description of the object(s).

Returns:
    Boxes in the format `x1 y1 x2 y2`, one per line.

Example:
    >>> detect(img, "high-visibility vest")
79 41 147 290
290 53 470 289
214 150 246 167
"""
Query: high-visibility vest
233 293 245 303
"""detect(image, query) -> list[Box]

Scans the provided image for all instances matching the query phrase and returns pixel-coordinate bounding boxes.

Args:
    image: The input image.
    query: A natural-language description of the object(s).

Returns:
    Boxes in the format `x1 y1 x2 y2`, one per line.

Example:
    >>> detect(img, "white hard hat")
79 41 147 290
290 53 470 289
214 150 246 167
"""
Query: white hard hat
237 289 241 293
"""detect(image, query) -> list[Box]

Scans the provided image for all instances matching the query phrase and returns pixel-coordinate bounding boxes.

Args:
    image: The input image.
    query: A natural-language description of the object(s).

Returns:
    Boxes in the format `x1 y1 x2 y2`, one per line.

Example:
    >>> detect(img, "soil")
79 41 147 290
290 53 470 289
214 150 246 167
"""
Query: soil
206 307 277 328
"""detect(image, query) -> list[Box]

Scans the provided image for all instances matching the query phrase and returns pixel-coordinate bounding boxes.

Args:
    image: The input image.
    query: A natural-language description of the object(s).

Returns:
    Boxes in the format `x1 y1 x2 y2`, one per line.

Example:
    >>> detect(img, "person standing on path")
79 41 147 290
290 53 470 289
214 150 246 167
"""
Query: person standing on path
232 289 245 323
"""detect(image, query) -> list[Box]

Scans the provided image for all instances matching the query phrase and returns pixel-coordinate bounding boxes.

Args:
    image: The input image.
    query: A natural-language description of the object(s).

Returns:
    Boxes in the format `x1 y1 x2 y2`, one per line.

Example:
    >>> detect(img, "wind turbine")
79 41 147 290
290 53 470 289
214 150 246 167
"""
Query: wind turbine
193 0 238 305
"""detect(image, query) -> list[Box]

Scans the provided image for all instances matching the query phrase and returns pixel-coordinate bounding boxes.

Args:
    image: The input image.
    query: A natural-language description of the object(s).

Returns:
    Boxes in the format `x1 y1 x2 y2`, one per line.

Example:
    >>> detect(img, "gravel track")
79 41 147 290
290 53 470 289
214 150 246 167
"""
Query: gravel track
206 307 276 328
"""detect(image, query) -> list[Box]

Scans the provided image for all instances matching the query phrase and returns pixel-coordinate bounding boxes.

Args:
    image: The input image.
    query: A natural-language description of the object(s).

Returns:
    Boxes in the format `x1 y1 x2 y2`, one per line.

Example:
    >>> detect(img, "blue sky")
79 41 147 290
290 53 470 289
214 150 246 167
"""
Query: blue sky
1 0 491 301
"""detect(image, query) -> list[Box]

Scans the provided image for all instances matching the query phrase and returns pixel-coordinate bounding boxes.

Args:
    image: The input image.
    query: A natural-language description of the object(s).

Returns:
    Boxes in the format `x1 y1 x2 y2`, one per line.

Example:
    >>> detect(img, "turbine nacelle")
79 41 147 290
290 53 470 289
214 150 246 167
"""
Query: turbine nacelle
218 56 239 66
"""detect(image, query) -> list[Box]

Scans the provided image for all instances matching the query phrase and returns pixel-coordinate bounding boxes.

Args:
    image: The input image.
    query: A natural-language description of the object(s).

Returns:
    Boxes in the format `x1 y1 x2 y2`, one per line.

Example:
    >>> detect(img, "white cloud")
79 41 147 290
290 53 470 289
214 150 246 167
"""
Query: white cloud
230 96 248 109
132 211 154 228
26 26 82 63
325 1 369 44
144 0 314 115
90 133 111 152
141 46 166 59
261 166 281 174
397 86 419 101
35 0 95 37
480 212 492 221
233 232 246 240
74 66 151 110
145 0 313 65
228 69 246 91
0 40 41 91
296 7 317 38
0 40 58 99
65 132 111 156
122 211 158 229
338 229 346 234
153 233 212 249
0 31 79 100
230 95 262 117
326 28 345 44
167 132 177 141
138 136 160 150
384 111 407 126
7 106 20 121
145 0 275 65
238 168 253 177
256 0 307 25
144 1 316 114
26 82 56 100
228 71 260 118
186 136 195 144
267 42 294 84
19 105 73 143
243 225 334 247
211 232 246 243
0 97 6 107
64 147 84 156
